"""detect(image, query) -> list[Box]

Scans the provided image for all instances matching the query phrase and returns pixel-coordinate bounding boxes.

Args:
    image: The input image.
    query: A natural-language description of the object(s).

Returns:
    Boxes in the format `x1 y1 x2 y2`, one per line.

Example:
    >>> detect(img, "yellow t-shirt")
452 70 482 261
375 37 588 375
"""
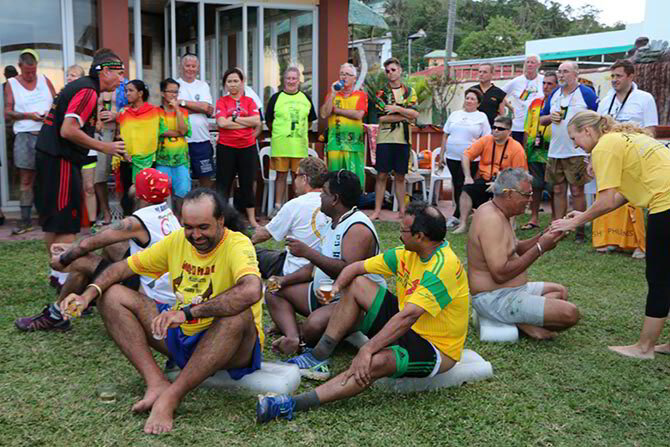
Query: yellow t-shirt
363 242 469 361
377 85 418 145
592 132 670 214
127 228 263 341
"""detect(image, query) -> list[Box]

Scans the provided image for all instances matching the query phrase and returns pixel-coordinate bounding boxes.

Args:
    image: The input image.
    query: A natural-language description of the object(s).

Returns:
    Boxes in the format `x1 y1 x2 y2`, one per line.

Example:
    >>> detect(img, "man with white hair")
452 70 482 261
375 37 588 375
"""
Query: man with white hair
320 62 368 188
467 168 580 340
177 53 215 189
539 61 598 243
502 55 544 145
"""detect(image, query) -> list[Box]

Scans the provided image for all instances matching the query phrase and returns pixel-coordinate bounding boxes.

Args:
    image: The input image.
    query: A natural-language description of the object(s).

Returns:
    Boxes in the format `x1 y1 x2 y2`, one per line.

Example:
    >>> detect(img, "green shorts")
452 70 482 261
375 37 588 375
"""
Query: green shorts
359 287 441 378
131 154 155 182
327 150 365 189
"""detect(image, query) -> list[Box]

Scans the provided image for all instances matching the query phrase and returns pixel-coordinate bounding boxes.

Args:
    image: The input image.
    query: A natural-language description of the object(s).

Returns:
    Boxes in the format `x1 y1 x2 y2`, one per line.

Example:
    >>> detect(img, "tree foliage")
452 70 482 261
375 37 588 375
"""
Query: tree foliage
366 0 625 69
456 16 532 59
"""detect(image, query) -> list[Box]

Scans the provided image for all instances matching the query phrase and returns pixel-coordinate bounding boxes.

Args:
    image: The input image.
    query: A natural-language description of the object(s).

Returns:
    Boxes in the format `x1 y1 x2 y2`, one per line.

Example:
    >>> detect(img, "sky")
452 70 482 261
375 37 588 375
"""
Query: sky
555 0 646 26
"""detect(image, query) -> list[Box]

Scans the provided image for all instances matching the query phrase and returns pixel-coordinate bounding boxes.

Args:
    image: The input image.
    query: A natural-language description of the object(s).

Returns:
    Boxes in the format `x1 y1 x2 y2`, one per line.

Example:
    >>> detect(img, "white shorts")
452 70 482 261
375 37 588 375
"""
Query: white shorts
471 282 545 326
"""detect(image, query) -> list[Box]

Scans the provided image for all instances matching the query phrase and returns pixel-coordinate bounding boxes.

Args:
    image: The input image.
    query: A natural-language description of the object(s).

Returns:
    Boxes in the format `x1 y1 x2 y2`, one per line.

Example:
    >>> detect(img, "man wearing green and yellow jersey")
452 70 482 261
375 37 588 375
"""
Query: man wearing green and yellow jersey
522 71 557 228
256 203 469 423
158 78 192 216
61 189 262 435
266 66 317 212
321 62 368 188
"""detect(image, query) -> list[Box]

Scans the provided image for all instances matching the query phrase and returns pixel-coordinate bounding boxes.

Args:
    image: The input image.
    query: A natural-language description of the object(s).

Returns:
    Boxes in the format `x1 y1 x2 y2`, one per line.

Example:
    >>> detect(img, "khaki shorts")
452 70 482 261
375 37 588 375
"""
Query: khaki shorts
545 156 589 186
270 156 302 173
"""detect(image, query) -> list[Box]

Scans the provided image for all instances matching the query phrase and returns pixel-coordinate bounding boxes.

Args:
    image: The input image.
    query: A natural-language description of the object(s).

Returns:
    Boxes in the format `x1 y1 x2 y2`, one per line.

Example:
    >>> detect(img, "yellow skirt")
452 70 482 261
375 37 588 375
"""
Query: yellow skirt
591 198 645 252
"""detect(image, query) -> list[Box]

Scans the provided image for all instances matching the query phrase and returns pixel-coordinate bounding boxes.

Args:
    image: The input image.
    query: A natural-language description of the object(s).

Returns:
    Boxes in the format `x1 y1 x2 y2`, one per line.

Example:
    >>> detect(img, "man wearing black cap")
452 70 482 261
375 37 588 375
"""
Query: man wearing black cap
34 48 128 290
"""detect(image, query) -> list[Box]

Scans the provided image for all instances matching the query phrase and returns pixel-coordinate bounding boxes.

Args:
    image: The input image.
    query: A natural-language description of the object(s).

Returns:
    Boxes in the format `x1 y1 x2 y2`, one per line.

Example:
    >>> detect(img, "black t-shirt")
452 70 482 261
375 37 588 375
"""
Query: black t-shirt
472 83 506 126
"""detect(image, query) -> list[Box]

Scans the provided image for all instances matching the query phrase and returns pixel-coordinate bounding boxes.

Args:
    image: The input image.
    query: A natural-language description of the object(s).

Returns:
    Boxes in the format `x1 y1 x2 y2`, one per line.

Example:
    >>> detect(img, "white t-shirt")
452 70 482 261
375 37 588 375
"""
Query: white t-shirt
177 77 213 143
542 84 599 159
597 85 658 127
442 109 491 161
502 74 544 132
265 191 331 275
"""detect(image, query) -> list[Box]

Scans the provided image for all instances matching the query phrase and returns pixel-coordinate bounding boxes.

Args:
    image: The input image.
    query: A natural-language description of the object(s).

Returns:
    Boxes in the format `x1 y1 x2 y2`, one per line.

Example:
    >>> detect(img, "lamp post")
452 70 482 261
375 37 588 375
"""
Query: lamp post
407 28 427 75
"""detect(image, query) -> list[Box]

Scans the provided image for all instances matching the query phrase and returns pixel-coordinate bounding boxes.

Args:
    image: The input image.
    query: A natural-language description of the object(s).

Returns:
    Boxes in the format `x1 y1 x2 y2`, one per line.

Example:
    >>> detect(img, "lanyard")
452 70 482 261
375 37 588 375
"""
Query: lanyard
607 87 633 119
490 139 509 179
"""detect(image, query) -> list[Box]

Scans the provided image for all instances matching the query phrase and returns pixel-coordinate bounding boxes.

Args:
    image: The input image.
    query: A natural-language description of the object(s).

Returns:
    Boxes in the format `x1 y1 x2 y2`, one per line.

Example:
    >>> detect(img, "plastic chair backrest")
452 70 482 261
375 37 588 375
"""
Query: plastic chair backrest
308 147 318 158
431 147 441 175
258 146 272 182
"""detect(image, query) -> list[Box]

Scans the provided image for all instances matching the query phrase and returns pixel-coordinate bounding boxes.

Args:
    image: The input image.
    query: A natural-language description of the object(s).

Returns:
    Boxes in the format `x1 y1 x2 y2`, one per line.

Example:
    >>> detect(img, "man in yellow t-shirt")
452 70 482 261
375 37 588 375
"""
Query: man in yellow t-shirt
61 188 262 435
257 203 469 423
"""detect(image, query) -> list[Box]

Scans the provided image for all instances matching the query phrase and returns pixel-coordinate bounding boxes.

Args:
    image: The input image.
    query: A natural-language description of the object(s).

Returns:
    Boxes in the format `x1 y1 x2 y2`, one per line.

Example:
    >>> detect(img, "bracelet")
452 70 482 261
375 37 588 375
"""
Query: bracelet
536 242 543 256
182 305 194 321
86 283 103 299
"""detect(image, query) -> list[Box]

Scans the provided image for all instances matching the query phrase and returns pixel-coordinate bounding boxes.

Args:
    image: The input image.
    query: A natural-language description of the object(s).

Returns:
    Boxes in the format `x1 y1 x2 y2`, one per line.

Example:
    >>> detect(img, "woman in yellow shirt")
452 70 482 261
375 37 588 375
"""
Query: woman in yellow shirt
552 110 670 360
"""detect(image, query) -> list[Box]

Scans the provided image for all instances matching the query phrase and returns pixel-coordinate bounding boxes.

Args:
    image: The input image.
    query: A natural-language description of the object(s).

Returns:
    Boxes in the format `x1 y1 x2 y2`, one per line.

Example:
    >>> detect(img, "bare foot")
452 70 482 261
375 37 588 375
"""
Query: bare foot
396 211 405 220
143 394 177 435
608 344 654 359
518 324 558 340
654 343 670 354
369 211 380 221
132 380 171 413
451 225 467 235
272 336 300 355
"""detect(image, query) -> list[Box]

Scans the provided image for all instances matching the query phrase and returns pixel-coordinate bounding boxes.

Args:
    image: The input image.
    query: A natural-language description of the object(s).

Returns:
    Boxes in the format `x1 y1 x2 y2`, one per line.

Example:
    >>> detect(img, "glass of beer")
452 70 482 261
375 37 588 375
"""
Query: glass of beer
319 279 334 304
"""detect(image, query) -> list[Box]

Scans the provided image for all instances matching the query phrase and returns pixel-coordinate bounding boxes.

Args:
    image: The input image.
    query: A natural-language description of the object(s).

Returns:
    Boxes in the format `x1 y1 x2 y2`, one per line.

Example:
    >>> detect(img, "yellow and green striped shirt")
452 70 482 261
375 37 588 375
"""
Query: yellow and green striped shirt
363 242 469 360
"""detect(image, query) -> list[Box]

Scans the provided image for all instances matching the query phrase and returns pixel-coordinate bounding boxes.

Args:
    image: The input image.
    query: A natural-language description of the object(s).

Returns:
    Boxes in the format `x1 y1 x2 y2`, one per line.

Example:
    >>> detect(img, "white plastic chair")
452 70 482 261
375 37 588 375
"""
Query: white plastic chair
428 148 452 206
258 146 276 215
391 150 427 211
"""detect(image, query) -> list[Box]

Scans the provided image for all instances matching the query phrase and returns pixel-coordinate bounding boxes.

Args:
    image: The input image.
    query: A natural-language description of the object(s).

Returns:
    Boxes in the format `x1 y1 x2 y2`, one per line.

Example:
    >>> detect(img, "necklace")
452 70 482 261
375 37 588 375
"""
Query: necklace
491 199 506 217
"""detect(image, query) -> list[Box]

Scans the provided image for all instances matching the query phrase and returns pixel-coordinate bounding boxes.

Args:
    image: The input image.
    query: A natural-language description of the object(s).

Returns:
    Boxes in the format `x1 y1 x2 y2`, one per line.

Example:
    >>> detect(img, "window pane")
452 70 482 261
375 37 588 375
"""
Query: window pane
0 0 64 202
262 9 314 110
73 0 98 73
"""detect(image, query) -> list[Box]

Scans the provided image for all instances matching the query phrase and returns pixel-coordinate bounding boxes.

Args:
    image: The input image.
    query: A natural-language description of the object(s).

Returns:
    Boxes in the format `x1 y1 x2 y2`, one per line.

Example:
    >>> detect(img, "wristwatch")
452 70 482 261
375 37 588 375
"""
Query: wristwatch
179 100 186 107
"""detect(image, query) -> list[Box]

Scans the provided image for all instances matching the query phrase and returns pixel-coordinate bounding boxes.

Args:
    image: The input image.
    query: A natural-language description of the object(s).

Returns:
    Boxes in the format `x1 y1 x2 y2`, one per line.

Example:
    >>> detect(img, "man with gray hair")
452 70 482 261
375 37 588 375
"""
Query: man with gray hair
4 49 57 234
177 53 215 189
467 168 580 340
539 61 598 243
502 54 543 145
320 62 368 189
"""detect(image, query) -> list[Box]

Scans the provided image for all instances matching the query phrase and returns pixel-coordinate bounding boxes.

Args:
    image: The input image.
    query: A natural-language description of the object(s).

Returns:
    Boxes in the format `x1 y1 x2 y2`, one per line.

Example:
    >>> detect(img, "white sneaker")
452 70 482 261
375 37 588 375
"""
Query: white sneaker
446 216 460 229
631 248 646 259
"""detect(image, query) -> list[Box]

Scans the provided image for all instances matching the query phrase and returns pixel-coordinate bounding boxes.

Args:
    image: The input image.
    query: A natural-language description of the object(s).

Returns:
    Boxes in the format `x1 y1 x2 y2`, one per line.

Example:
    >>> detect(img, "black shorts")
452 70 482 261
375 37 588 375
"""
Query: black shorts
35 150 82 234
375 143 410 175
645 209 670 318
255 247 286 279
462 178 493 209
92 250 141 291
359 288 439 378
528 162 550 191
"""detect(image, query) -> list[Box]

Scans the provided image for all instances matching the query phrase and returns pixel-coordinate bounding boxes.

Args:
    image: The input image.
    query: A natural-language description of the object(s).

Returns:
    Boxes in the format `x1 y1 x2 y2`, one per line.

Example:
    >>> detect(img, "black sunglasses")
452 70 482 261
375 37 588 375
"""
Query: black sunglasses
492 125 510 131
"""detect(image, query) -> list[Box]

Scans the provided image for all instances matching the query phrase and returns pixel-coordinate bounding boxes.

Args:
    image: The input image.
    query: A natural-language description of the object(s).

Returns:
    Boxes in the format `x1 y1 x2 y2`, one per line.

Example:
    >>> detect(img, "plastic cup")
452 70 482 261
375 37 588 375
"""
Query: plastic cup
319 279 334 304
97 384 117 404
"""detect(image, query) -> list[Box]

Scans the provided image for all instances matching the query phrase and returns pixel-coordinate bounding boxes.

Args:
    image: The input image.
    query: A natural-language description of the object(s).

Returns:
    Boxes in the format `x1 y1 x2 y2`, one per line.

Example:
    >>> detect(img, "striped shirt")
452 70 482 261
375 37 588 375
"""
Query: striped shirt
363 242 470 360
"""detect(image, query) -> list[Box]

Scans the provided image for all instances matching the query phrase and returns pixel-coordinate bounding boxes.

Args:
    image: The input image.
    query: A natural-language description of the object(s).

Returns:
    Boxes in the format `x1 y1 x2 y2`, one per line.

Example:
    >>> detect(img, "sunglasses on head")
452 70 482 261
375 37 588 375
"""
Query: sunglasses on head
492 125 510 131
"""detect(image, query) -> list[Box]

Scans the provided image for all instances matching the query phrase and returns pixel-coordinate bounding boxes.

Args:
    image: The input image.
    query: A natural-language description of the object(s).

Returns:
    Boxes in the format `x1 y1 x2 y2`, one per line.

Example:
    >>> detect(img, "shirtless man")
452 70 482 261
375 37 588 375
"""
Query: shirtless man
467 168 580 339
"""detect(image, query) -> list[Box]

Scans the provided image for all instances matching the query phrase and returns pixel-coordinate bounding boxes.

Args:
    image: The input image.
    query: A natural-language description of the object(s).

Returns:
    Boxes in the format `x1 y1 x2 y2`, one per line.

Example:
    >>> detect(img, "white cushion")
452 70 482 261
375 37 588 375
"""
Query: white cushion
474 310 519 342
345 332 493 393
166 361 301 395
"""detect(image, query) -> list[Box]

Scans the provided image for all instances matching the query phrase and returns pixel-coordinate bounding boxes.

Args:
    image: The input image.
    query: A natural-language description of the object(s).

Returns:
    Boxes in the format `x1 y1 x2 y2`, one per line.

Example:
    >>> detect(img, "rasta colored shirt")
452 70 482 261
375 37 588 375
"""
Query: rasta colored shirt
523 97 552 164
265 90 317 158
325 90 367 153
374 83 418 145
157 106 191 167
363 242 470 361
117 103 161 158
128 227 263 340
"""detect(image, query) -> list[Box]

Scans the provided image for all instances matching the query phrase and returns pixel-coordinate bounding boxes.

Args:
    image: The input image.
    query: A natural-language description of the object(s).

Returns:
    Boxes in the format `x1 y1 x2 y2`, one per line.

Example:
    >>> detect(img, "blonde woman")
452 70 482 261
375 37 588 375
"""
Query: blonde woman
552 110 670 359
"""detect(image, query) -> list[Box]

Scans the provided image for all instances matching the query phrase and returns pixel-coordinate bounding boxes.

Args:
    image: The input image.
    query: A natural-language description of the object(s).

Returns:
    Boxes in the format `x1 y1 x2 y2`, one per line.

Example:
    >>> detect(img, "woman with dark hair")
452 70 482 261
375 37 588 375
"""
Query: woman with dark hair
116 79 160 214
439 87 491 228
215 68 261 228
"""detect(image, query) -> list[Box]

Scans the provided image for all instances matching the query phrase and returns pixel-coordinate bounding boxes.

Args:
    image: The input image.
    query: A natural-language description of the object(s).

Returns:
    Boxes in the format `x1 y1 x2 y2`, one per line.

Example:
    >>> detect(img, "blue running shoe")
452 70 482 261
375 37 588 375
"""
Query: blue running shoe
256 393 296 424
286 348 331 381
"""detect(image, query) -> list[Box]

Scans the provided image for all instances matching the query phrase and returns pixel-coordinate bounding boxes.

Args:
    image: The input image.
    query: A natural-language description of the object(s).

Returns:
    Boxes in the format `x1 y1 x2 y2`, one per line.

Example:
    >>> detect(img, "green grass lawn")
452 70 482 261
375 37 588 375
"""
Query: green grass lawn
1 216 668 446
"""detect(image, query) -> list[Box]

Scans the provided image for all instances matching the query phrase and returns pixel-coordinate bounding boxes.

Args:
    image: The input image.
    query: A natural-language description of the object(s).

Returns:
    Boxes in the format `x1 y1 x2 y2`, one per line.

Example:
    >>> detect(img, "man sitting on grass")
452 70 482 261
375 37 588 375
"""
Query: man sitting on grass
256 202 469 423
15 168 180 332
468 168 580 339
60 188 263 435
